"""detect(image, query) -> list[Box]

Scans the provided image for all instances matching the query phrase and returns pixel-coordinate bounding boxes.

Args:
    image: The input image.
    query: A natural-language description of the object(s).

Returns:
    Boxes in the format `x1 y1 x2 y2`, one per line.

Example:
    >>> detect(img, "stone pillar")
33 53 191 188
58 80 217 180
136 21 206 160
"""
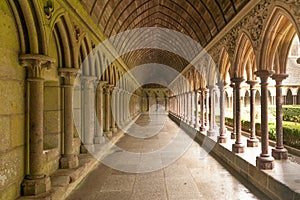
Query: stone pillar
59 68 79 169
190 91 194 125
205 89 209 127
200 89 206 131
217 81 227 143
207 86 215 136
20 54 54 196
81 76 97 153
246 80 259 147
255 70 275 170
272 74 289 160
230 83 236 139
94 81 107 144
104 85 113 137
185 92 189 123
231 77 245 153
194 90 199 128
165 96 168 111
110 86 118 134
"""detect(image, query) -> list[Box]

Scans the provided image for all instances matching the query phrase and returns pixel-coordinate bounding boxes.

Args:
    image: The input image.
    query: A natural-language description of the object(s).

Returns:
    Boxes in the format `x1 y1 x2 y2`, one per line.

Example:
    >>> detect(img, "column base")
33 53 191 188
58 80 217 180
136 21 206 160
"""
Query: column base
217 135 227 143
60 155 79 169
207 130 215 137
94 136 106 144
232 143 245 153
231 133 236 139
247 138 259 147
272 148 288 160
200 126 206 132
80 144 95 153
256 155 274 170
111 127 118 133
104 131 112 138
22 175 51 196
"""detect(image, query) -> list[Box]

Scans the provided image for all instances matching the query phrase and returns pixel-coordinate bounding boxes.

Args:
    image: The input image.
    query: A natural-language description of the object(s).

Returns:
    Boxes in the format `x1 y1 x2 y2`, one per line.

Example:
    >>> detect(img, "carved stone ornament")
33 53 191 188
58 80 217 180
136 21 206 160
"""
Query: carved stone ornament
240 0 272 48
283 0 300 21
44 0 54 19
20 54 55 79
59 68 79 86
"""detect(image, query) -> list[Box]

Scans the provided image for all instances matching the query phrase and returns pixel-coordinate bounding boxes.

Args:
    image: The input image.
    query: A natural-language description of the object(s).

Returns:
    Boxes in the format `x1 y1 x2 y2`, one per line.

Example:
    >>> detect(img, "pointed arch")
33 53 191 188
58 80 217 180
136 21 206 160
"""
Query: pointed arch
260 8 300 73
234 33 257 80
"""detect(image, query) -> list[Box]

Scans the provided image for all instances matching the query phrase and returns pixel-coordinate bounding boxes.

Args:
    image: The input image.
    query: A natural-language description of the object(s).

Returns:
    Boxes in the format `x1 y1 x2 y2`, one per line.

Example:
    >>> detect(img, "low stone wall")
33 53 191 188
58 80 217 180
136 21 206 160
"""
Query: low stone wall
169 113 300 200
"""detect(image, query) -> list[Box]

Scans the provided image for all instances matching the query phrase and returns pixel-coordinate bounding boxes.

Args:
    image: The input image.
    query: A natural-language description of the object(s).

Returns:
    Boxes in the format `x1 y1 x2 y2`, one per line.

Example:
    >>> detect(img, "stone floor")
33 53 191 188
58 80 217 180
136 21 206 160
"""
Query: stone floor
67 113 268 200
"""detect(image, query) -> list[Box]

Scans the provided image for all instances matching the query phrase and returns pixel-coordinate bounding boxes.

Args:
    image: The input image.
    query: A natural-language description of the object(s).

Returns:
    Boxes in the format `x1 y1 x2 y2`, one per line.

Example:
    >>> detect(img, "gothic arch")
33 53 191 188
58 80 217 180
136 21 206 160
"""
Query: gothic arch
218 48 231 82
234 33 257 81
260 8 299 73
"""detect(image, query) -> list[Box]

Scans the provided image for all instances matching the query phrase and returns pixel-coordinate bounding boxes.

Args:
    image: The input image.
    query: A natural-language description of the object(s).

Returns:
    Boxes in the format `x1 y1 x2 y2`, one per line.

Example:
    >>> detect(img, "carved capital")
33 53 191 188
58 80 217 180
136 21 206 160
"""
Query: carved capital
20 54 55 79
59 68 79 86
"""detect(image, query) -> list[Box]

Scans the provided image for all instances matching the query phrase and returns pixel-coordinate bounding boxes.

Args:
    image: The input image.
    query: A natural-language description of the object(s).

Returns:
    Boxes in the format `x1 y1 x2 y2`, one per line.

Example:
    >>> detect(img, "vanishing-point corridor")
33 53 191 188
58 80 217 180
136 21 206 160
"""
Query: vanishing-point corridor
67 113 267 200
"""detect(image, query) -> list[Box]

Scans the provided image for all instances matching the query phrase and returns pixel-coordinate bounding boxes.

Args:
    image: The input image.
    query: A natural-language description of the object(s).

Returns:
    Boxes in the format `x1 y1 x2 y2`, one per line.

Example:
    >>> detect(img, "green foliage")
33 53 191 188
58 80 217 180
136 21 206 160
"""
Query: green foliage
225 117 300 149
270 105 300 122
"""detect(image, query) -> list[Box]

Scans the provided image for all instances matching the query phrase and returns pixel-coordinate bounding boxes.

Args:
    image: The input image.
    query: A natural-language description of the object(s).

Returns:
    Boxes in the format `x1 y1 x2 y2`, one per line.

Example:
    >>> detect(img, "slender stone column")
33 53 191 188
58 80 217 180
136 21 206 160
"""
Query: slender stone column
165 96 168 111
185 92 189 123
20 54 54 195
255 70 275 170
94 81 107 144
207 85 215 136
200 89 206 131
194 90 199 128
205 89 209 127
246 80 259 147
232 77 245 153
217 81 227 143
272 74 289 160
110 86 118 134
81 76 97 153
230 83 236 139
104 85 113 137
59 68 79 169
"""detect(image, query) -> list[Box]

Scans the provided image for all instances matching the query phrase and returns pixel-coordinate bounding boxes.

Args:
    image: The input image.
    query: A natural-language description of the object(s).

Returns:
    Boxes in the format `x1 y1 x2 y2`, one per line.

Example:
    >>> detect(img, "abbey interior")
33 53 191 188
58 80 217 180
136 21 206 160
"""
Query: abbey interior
1 0 300 199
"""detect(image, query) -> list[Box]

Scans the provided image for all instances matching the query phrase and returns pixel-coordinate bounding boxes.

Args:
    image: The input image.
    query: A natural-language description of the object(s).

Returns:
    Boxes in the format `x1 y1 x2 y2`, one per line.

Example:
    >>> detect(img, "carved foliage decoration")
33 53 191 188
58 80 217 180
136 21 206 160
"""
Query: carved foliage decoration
44 0 54 19
241 0 272 48
283 0 300 21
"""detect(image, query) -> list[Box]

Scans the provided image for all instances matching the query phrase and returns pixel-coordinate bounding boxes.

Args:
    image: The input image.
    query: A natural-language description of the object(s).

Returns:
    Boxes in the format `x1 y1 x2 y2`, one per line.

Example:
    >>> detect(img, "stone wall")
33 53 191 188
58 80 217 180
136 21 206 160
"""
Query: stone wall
0 1 25 199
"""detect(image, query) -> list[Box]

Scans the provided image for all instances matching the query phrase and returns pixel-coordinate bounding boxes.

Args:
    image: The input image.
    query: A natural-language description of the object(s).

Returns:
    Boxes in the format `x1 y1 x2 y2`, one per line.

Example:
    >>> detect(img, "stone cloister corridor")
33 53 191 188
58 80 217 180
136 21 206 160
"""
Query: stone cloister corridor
1 0 300 199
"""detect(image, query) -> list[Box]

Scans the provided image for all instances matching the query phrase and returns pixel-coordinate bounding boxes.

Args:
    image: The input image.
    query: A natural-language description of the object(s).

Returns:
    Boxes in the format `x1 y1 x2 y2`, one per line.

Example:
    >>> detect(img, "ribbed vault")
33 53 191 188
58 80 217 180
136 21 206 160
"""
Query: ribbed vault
80 0 249 85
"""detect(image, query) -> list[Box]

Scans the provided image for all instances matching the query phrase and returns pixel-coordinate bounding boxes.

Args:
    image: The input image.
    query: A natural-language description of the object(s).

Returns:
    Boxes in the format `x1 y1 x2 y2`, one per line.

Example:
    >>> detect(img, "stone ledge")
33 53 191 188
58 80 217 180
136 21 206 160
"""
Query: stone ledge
169 113 300 200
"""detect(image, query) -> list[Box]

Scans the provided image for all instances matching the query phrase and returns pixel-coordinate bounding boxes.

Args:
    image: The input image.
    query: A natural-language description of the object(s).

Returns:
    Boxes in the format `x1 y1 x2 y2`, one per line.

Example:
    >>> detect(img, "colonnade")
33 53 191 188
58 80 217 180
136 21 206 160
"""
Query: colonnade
169 70 289 170
20 54 142 195
169 88 209 131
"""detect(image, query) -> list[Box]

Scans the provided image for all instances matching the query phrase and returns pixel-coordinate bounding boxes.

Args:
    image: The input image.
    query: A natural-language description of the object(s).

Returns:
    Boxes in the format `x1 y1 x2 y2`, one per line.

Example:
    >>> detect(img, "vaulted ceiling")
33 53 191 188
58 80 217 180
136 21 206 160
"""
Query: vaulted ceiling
80 0 249 84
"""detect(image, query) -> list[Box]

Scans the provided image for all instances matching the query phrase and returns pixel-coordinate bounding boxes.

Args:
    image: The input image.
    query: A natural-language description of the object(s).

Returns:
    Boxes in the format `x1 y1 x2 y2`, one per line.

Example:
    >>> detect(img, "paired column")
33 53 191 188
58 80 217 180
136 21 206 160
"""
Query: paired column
59 68 79 169
207 85 215 136
272 74 289 159
20 54 54 195
200 89 206 131
231 77 245 153
217 81 227 143
246 80 259 147
255 70 274 169
230 83 236 139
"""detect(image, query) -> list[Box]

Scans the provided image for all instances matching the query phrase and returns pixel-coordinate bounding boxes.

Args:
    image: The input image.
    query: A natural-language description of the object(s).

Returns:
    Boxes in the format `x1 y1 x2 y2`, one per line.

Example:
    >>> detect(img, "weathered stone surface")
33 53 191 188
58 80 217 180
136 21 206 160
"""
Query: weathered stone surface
0 80 24 115
11 114 25 148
